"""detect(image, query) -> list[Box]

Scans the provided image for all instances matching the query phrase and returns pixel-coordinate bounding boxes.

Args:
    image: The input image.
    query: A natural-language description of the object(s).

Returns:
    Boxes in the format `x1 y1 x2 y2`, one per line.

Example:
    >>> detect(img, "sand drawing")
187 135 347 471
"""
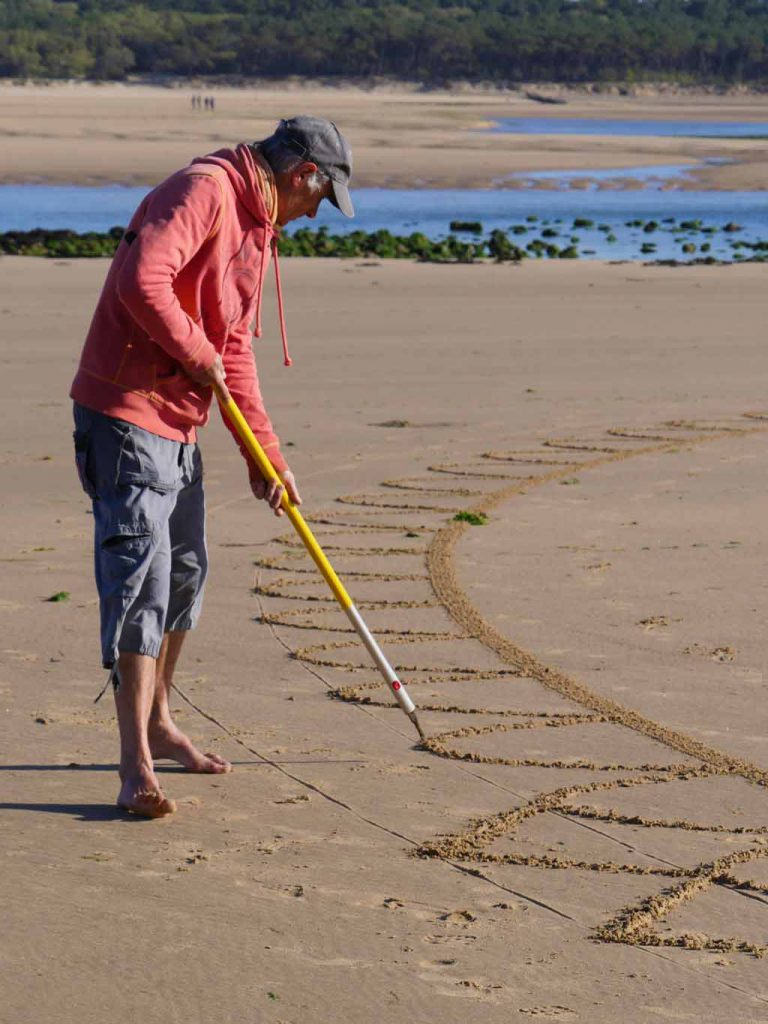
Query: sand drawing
252 412 768 958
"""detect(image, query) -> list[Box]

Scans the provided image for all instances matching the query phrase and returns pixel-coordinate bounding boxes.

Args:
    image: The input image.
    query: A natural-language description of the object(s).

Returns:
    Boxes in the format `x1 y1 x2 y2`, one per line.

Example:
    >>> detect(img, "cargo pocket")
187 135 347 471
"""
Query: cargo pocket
73 429 98 499
115 427 179 494
99 519 155 597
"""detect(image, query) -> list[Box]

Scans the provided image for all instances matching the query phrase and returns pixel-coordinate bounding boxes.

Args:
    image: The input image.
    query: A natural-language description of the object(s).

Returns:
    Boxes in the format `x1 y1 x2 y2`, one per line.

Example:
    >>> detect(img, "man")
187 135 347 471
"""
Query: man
70 116 353 818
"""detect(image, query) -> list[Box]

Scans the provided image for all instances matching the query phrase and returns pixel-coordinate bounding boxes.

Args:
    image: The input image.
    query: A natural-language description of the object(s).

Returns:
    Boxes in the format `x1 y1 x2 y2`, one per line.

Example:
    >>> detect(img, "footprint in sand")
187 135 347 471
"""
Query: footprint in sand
3 648 39 662
682 643 736 661
439 909 478 925
455 978 503 995
637 615 669 631
519 1008 578 1020
710 645 736 662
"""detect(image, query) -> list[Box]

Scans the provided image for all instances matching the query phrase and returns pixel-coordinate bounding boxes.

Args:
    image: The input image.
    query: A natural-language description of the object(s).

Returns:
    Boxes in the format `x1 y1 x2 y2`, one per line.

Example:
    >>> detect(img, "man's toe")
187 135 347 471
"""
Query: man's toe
205 752 233 773
118 790 177 818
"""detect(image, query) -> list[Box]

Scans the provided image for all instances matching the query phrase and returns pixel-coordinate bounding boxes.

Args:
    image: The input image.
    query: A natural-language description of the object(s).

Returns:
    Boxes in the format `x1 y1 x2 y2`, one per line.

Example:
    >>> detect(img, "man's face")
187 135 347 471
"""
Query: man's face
276 162 334 226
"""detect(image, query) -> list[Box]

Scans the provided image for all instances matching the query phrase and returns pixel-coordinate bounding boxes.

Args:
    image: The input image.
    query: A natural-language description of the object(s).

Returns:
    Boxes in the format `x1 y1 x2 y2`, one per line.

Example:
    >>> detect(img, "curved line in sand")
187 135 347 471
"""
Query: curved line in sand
426 423 768 788
255 410 768 957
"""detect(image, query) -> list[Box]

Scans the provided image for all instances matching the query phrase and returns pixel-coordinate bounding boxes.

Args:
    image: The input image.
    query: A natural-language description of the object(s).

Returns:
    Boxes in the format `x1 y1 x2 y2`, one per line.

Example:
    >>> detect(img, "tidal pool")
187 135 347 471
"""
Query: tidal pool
2 184 766 262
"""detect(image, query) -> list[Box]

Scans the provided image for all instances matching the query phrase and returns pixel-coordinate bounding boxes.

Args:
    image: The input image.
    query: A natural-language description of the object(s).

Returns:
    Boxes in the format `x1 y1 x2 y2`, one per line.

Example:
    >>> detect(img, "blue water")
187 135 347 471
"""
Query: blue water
1 184 766 261
0 184 149 233
504 163 700 186
493 117 768 137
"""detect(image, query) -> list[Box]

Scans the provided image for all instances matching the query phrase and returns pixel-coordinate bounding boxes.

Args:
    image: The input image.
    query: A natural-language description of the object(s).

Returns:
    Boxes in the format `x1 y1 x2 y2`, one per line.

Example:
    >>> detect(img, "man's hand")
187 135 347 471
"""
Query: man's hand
250 468 302 517
186 353 226 390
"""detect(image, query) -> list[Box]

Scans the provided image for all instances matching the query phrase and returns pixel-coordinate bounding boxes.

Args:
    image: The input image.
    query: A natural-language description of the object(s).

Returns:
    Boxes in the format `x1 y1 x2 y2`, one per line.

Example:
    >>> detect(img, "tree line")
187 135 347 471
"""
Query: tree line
1 0 767 83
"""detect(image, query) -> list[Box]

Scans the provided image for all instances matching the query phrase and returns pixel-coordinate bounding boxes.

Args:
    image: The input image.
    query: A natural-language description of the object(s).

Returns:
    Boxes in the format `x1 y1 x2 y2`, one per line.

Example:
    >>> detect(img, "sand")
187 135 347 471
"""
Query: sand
1 81 768 189
1 69 766 1024
1 253 767 1023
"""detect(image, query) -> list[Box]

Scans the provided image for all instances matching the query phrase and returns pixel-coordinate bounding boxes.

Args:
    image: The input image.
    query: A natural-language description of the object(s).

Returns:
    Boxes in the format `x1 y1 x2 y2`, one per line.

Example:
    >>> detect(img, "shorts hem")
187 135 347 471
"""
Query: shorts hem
113 640 164 661
165 616 198 633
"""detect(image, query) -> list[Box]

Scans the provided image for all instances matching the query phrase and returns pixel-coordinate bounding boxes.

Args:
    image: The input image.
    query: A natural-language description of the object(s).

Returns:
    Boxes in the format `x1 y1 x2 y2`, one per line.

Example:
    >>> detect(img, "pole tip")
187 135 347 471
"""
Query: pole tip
408 710 427 744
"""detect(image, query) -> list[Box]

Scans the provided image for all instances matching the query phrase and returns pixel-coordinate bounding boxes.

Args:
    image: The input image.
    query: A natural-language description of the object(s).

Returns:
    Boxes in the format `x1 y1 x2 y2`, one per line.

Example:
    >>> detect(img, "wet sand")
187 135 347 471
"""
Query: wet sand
1 81 767 189
1 255 766 1023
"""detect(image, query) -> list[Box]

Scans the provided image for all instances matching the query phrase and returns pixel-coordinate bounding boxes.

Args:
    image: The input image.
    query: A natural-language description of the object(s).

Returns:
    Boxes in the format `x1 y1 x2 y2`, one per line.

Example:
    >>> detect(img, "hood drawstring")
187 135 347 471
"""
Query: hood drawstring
253 234 268 340
271 236 292 367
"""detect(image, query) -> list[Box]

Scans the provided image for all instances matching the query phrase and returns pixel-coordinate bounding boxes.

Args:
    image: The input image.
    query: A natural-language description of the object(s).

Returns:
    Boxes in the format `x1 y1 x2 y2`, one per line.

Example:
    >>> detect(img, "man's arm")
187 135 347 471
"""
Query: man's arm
115 172 223 377
220 327 301 517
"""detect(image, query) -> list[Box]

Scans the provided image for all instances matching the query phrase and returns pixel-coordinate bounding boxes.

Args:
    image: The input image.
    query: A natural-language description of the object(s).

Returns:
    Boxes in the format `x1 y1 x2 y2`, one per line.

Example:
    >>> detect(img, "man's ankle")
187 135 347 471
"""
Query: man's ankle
148 712 176 735
120 755 155 781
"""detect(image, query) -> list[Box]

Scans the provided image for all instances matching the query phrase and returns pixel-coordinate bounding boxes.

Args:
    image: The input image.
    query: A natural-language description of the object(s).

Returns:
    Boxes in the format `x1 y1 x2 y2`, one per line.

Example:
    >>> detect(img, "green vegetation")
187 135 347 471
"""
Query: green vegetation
0 227 124 257
453 511 488 525
3 0 768 83
46 591 70 602
0 225 530 262
449 220 483 233
3 220 768 263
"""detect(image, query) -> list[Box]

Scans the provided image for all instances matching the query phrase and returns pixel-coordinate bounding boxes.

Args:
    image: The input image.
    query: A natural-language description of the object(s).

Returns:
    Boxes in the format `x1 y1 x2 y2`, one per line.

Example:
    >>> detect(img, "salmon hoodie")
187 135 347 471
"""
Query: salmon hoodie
70 143 290 475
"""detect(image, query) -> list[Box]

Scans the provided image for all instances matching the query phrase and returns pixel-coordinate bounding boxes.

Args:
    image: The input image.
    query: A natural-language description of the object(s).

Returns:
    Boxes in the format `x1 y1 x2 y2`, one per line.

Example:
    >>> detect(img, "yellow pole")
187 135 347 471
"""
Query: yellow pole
216 384 352 610
214 382 426 741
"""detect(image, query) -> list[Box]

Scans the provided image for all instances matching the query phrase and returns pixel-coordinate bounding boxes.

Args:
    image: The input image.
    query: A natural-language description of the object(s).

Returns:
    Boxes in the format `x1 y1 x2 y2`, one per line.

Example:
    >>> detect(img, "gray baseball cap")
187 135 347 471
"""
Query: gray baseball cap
273 115 354 217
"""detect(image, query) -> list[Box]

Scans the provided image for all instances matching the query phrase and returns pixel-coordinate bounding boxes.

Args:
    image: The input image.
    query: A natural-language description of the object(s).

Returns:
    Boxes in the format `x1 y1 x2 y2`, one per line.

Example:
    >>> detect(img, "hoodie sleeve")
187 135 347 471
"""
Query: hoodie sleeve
115 171 223 374
221 326 288 477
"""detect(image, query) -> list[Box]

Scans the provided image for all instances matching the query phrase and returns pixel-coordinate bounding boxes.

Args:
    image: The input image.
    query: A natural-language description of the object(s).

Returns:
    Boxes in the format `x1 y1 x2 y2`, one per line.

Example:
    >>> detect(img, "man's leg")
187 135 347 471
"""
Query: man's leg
148 629 232 773
115 652 176 817
73 404 177 817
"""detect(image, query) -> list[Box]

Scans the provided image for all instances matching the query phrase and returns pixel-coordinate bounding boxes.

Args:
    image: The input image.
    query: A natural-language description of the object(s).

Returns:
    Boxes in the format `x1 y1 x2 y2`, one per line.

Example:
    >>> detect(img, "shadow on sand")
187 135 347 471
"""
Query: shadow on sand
0 759 367 772
0 801 131 822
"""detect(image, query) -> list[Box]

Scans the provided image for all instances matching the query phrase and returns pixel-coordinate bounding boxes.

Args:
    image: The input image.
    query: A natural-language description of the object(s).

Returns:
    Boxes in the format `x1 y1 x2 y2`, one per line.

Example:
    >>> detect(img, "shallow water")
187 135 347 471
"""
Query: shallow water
503 163 701 187
0 184 148 234
492 117 768 138
1 184 766 261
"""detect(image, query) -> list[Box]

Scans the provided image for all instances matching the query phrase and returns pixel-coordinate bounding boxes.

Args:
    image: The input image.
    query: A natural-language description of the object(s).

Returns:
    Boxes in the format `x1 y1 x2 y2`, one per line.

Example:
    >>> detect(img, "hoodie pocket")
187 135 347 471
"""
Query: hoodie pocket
222 238 261 328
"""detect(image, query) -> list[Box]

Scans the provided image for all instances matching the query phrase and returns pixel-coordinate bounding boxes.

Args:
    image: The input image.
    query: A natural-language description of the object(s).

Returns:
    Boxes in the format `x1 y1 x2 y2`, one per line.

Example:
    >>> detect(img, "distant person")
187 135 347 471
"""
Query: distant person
70 117 353 817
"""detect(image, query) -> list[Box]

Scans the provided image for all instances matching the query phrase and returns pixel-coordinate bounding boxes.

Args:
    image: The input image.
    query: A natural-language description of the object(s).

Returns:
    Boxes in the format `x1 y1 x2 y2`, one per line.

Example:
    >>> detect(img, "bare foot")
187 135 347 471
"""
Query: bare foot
117 778 176 818
150 722 233 774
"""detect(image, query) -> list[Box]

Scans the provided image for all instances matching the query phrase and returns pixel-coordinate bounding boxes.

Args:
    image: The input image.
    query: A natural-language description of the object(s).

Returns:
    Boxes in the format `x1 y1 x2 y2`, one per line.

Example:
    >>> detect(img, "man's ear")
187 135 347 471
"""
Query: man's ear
294 160 319 184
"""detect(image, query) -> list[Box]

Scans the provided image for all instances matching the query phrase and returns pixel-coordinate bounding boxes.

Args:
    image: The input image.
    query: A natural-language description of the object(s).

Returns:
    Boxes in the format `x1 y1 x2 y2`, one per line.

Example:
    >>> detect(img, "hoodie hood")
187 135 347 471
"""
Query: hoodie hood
190 142 292 367
190 143 278 227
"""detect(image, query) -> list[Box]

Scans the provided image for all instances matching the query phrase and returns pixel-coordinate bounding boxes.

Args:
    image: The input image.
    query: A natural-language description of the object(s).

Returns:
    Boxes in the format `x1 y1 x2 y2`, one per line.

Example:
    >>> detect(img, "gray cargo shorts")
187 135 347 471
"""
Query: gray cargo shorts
72 402 207 668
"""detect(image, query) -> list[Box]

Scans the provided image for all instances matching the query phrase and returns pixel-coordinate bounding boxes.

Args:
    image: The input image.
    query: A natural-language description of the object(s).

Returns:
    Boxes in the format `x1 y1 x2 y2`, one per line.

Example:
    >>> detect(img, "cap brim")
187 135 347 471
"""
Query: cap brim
329 178 354 218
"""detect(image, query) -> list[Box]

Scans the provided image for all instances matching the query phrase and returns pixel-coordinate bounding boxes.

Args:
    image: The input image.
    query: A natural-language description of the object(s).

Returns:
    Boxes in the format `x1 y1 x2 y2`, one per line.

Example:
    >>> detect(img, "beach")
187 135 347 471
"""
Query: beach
1 80 768 189
1 247 767 1022
2 79 768 1021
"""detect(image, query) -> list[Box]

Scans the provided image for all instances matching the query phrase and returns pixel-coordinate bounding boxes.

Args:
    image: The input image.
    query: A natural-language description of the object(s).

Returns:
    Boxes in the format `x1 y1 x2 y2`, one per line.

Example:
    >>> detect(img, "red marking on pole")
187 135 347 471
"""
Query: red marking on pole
392 680 402 691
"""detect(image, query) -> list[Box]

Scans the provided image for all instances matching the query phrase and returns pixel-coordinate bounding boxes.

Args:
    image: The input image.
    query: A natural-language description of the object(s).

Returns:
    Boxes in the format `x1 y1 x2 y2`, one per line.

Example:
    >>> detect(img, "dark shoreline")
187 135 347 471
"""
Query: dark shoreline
3 224 766 265
2 76 768 97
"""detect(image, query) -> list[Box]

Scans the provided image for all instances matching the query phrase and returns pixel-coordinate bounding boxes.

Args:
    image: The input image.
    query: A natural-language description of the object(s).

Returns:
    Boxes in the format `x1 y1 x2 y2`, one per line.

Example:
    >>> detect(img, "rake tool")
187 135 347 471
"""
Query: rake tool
215 381 426 743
